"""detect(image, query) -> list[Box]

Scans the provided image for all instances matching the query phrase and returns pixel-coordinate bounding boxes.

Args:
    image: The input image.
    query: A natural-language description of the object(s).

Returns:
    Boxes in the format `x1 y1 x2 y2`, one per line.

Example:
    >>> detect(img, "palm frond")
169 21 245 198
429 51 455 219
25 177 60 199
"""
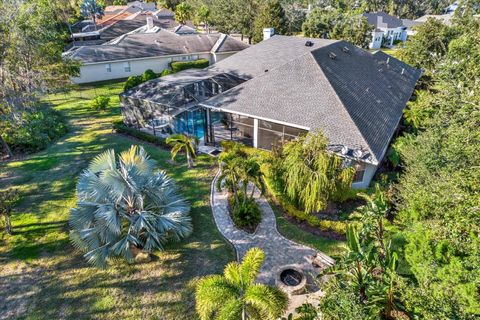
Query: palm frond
244 283 288 320
240 247 265 285
195 275 240 320
223 261 242 286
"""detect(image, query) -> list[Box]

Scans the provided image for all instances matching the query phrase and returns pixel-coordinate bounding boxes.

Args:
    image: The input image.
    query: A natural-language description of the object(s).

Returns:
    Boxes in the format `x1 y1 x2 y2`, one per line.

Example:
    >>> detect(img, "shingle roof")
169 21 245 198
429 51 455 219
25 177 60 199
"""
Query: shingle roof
70 30 249 63
362 12 405 29
122 35 420 164
200 36 421 164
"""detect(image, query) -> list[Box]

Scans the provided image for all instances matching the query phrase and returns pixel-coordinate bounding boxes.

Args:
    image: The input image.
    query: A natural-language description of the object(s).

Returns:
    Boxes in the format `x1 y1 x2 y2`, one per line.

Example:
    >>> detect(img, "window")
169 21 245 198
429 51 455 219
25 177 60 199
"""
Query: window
257 120 307 150
124 62 131 72
353 162 366 183
106 63 112 72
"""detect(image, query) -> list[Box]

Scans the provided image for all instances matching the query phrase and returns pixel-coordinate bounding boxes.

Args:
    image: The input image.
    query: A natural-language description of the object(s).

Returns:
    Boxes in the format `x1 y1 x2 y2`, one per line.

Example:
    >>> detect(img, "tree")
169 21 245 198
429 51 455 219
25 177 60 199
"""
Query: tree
0 0 79 157
69 145 192 268
210 0 258 43
80 0 105 26
195 247 288 320
252 0 288 43
276 131 355 213
175 2 193 25
166 133 198 168
284 3 306 35
302 8 372 47
216 146 265 208
0 189 19 235
397 18 455 74
392 18 480 318
194 4 211 32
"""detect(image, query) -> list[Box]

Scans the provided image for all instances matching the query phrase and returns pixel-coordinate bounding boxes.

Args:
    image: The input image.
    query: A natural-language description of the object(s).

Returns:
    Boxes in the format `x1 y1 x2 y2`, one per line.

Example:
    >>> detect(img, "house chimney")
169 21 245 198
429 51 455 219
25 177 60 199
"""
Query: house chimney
263 28 274 41
146 16 154 30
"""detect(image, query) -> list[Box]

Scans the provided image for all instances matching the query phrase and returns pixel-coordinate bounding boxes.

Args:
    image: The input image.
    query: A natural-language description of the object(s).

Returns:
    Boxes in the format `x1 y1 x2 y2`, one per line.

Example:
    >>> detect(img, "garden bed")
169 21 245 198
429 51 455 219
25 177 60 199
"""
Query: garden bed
227 193 261 234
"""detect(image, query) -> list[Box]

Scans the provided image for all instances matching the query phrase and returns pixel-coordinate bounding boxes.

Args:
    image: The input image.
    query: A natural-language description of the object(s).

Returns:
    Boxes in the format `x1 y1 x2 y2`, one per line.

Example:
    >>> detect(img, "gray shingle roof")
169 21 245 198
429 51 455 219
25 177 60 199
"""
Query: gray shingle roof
70 30 249 63
200 36 421 164
122 35 420 164
362 12 405 29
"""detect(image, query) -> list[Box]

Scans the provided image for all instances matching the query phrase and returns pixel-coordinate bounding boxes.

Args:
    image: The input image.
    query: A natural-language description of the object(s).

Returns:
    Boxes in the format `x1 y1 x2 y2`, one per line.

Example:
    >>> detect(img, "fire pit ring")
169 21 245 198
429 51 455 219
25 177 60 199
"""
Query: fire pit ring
276 266 307 295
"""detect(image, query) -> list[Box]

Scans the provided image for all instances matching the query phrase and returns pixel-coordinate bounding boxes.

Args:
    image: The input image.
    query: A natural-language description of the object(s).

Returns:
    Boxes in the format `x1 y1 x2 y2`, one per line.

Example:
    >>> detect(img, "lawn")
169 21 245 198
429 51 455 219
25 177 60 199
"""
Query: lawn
0 81 234 319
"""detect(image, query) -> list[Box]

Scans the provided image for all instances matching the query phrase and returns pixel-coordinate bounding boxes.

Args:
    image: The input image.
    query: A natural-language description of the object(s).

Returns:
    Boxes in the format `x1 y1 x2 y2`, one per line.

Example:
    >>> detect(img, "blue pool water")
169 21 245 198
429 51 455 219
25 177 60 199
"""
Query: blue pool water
172 109 223 139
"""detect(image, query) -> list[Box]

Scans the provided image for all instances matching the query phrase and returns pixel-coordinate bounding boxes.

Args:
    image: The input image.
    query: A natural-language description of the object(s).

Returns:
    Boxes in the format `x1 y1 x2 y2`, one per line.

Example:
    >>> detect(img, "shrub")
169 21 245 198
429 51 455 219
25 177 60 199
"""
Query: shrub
170 58 209 73
160 69 173 77
112 120 168 148
264 175 347 235
3 107 68 153
141 69 158 82
124 75 142 91
229 193 261 230
89 95 110 110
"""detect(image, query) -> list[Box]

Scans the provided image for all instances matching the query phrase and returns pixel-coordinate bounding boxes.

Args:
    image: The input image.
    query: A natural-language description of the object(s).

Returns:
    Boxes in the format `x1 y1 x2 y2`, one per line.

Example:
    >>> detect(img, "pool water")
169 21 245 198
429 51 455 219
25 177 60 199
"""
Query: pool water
172 109 223 139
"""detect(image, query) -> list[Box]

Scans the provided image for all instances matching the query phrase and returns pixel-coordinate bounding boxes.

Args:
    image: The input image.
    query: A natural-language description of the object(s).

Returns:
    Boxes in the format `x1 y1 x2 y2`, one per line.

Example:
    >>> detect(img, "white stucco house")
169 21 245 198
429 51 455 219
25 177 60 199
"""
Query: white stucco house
362 12 420 49
65 28 249 84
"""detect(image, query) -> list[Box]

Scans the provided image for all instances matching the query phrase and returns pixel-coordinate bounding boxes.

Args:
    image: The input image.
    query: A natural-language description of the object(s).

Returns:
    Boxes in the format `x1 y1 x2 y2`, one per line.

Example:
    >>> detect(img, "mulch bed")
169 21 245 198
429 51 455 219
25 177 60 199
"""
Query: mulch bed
267 194 347 241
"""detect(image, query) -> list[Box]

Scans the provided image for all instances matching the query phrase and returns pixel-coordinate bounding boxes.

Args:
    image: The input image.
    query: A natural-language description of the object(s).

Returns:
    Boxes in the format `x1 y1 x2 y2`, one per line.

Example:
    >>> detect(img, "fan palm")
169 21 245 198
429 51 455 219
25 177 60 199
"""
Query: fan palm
195 247 288 320
69 145 192 268
166 134 198 168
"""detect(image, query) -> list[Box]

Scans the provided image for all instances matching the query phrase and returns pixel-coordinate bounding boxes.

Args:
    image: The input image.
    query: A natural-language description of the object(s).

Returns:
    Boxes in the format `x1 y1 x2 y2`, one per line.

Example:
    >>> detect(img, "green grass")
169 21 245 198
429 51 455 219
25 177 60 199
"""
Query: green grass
0 81 234 319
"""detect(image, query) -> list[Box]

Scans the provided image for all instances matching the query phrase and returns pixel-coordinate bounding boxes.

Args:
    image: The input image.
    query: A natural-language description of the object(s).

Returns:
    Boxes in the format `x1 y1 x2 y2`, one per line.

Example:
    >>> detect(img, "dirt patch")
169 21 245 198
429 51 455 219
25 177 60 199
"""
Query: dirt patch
313 198 365 221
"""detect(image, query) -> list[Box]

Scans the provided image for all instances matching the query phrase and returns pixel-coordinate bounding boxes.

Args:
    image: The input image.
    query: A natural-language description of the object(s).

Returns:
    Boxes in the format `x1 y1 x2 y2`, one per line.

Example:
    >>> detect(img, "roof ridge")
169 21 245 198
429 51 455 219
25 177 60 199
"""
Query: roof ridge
312 41 378 162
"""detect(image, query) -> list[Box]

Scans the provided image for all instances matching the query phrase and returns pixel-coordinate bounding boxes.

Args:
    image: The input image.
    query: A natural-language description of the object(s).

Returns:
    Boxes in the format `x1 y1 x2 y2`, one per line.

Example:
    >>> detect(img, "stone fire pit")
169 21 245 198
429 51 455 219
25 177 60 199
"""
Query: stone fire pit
276 266 307 296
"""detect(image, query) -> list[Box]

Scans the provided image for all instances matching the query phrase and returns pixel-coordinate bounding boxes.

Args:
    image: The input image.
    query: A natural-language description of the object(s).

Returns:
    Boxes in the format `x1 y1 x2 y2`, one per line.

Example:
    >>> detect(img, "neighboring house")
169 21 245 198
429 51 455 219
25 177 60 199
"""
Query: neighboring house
67 29 249 83
362 12 419 49
71 4 192 45
415 13 455 26
120 35 421 189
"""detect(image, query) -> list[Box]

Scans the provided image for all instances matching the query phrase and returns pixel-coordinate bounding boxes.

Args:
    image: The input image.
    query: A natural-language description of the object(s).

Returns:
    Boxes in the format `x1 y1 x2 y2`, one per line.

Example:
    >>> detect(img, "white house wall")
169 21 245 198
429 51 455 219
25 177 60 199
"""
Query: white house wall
351 162 377 189
72 53 212 84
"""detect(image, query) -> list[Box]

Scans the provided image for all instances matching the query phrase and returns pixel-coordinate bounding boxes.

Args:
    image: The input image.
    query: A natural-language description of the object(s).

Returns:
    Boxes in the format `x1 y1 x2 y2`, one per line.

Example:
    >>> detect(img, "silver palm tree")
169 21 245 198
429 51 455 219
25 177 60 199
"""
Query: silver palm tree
69 145 192 268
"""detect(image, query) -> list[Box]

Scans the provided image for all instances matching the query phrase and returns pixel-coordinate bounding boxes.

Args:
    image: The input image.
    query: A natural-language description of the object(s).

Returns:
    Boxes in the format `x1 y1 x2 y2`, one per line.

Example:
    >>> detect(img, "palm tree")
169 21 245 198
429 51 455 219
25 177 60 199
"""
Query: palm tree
80 0 105 27
175 2 193 25
69 145 192 268
166 134 198 168
216 149 265 207
195 247 288 320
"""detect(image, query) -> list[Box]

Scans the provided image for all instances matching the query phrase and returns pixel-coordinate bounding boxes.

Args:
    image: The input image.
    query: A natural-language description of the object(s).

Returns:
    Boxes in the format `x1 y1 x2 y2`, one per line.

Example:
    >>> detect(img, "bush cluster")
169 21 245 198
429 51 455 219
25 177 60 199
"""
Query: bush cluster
112 121 168 148
264 177 347 235
170 58 209 73
3 107 68 153
89 95 110 110
228 193 261 231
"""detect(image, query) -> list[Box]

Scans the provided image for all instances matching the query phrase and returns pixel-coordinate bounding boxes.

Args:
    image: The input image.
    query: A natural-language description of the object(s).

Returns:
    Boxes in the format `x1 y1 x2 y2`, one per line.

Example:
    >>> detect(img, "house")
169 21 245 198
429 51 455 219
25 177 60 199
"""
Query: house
70 3 192 45
362 12 419 49
120 35 421 189
66 29 249 83
415 13 455 26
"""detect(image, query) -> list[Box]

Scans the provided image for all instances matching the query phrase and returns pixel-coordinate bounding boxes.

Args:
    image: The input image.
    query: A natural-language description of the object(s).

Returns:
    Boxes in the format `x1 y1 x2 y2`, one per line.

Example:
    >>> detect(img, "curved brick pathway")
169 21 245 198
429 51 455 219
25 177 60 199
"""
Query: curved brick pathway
210 169 335 286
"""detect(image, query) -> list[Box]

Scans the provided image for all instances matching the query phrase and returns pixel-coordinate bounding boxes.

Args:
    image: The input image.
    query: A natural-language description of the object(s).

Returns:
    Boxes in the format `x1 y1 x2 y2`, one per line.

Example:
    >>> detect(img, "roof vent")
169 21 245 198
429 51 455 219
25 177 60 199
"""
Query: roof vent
305 40 314 47
353 149 363 158
264 69 269 73
342 46 350 53
341 146 349 155
386 57 390 64
401 68 405 75
329 52 337 60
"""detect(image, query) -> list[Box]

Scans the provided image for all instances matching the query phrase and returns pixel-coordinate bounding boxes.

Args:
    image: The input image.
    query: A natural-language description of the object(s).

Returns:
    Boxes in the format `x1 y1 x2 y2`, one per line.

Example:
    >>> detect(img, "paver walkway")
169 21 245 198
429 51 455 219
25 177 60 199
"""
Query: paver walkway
210 169 335 286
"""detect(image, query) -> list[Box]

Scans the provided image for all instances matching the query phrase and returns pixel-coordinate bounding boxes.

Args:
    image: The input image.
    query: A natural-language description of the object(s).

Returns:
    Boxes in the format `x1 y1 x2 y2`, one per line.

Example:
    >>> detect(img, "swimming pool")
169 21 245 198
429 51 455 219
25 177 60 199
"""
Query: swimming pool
172 109 223 139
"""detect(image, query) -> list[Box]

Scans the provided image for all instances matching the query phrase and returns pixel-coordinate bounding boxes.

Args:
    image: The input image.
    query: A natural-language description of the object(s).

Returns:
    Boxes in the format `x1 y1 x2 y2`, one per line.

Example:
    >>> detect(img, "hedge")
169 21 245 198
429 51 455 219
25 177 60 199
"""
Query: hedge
112 120 168 148
264 176 347 235
170 58 209 73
